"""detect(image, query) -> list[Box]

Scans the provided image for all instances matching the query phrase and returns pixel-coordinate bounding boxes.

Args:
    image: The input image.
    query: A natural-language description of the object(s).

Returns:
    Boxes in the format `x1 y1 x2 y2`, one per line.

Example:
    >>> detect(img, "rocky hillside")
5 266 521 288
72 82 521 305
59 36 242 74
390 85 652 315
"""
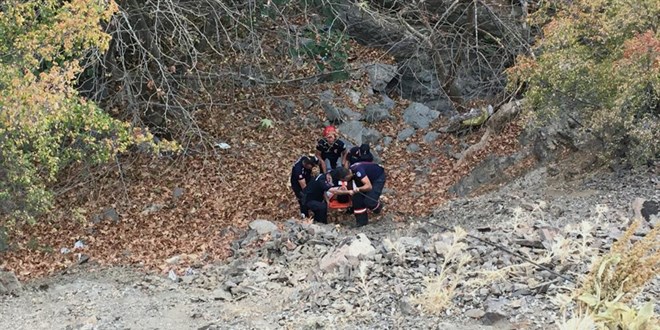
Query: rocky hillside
1 164 657 329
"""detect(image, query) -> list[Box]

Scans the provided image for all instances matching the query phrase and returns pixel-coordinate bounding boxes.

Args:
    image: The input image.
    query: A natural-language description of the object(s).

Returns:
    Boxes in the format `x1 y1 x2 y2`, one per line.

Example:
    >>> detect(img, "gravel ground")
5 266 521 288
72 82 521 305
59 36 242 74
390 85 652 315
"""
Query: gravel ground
1 165 658 330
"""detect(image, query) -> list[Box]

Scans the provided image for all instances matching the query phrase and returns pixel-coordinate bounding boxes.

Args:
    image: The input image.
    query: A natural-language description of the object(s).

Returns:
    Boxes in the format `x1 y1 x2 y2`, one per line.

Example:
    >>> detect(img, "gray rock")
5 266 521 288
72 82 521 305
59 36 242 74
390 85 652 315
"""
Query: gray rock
423 131 440 144
487 100 522 133
364 103 391 123
406 144 420 153
141 204 164 215
319 90 334 103
403 102 440 129
448 151 531 197
340 108 363 121
92 207 120 224
365 63 398 92
321 101 343 125
481 312 507 326
398 298 417 316
249 220 278 235
396 237 423 249
397 127 415 141
338 121 365 145
465 308 486 319
382 136 393 146
172 187 185 199
344 89 361 105
0 227 8 252
0 271 21 295
362 128 383 145
319 234 376 271
633 198 659 222
338 121 382 146
381 94 396 110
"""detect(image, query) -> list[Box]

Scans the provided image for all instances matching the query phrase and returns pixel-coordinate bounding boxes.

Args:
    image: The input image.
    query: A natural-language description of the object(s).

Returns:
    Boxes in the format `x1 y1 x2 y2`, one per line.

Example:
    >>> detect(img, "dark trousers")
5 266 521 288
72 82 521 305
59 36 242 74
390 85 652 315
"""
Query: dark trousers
352 174 386 226
305 200 328 224
291 184 308 216
323 157 340 173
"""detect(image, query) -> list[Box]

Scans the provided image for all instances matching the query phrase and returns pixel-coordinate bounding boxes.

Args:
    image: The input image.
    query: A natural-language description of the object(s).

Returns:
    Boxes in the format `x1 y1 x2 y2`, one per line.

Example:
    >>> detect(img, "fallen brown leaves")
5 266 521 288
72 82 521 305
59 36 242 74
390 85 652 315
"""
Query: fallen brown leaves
1 38 525 281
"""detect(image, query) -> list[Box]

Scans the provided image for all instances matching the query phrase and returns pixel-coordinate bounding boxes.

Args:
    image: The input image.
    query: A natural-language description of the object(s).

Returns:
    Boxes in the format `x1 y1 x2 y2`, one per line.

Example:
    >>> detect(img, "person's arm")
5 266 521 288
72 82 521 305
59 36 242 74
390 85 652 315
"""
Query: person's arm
316 150 326 173
324 191 331 204
298 178 307 190
341 149 349 168
329 185 351 195
353 176 372 194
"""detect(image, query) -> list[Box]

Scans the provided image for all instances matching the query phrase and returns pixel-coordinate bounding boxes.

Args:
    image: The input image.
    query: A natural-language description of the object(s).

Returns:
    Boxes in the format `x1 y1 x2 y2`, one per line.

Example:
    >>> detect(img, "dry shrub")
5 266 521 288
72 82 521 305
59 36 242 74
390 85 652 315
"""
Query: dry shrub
412 227 471 314
561 220 660 329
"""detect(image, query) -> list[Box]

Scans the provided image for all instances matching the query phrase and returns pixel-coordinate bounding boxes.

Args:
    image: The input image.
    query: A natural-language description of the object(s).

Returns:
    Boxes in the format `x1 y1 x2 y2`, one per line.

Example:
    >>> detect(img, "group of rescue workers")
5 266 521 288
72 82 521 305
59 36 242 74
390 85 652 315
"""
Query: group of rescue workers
290 126 386 227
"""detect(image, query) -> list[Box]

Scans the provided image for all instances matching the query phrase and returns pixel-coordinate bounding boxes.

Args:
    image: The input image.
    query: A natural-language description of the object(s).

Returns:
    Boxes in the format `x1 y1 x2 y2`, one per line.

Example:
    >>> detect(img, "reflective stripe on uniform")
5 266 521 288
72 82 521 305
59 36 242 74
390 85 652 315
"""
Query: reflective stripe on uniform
354 208 368 214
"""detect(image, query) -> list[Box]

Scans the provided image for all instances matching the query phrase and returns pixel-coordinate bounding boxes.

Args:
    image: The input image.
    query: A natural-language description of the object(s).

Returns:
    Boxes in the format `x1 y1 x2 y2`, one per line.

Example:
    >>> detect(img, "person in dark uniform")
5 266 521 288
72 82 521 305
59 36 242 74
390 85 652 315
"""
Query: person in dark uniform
332 162 386 227
290 155 319 218
302 171 351 224
316 126 348 174
347 143 374 165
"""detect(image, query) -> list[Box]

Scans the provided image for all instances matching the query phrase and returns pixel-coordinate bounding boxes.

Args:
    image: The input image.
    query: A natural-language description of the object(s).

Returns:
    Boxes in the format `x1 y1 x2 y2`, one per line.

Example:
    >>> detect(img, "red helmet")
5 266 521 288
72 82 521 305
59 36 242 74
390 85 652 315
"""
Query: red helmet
323 126 337 137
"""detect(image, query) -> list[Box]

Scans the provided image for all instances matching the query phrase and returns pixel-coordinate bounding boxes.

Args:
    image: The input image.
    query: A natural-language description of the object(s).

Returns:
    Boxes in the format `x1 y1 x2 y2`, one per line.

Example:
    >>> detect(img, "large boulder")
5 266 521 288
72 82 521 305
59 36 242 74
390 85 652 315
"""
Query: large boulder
339 121 383 146
364 103 392 123
249 220 278 235
403 102 440 129
319 90 343 124
365 63 398 93
319 233 376 271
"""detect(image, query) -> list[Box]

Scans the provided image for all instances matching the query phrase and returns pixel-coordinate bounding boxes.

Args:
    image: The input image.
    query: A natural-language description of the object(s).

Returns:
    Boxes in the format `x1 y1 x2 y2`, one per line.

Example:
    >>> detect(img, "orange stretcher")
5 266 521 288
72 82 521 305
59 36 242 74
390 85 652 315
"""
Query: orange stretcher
328 180 352 210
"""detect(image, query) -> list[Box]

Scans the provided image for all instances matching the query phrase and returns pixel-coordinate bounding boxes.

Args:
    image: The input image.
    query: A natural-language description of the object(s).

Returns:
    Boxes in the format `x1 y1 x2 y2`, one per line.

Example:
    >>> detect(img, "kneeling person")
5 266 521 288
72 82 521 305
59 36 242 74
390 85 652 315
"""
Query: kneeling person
332 162 386 227
290 155 319 218
302 171 351 224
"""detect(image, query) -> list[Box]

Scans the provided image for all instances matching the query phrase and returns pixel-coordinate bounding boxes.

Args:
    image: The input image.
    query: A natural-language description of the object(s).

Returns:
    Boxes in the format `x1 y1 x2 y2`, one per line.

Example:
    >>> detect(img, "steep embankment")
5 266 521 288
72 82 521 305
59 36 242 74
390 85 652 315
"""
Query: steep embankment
1 164 657 330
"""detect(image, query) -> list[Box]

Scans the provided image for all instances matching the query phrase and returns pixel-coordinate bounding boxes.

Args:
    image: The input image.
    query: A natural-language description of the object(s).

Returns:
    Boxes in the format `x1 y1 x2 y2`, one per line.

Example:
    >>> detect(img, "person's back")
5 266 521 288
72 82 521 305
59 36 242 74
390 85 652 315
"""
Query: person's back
302 173 334 224
349 161 384 182
303 173 332 203
348 143 374 165
339 162 386 227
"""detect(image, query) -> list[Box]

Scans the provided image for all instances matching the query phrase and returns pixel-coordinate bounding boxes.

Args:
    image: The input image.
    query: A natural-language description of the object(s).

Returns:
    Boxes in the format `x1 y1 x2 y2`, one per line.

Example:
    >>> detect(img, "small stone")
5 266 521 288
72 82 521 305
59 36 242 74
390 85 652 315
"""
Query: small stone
481 312 507 326
249 220 278 235
399 298 417 316
212 288 233 301
465 308 486 319
166 255 182 265
0 271 21 295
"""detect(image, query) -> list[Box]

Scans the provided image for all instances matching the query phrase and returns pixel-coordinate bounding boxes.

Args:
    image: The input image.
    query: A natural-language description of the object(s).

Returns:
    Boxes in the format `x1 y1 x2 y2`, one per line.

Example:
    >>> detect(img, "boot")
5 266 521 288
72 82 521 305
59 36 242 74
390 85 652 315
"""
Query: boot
372 202 383 214
355 213 368 227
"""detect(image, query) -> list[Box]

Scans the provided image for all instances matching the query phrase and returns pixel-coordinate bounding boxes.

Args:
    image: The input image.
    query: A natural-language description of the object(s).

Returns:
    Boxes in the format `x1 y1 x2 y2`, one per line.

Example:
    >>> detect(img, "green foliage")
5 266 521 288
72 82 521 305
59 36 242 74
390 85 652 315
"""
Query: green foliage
293 28 351 81
508 0 660 166
260 118 274 129
240 0 351 81
0 0 157 224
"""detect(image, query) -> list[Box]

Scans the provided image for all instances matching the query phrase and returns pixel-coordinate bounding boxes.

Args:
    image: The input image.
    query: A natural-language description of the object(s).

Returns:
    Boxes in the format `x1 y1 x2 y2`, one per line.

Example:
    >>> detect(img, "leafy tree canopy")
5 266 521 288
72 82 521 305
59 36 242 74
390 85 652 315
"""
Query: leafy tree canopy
0 0 159 223
509 0 660 166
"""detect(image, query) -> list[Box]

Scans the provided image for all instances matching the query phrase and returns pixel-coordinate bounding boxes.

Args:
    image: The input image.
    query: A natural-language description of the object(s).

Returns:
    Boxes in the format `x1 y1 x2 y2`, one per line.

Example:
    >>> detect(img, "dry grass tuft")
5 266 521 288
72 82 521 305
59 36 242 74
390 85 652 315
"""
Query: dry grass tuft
561 220 660 329
412 227 471 315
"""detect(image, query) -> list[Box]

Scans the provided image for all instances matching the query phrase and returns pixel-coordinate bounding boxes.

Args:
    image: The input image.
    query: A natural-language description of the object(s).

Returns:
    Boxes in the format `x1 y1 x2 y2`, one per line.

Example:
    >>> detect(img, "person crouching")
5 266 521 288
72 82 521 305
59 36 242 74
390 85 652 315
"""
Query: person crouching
332 162 386 227
301 171 351 224
290 155 319 219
